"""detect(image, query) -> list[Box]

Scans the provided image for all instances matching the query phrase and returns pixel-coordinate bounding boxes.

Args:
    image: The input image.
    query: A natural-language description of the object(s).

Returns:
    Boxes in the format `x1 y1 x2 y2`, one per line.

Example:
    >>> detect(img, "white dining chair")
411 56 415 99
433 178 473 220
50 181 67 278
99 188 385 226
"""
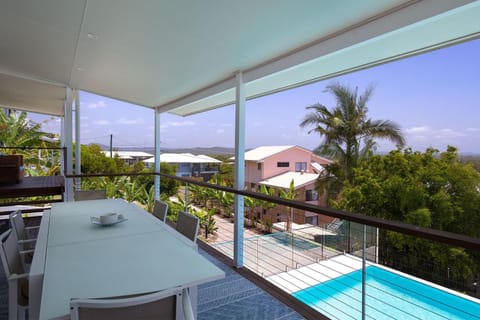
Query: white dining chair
70 287 190 320
176 211 200 244
153 199 169 222
0 229 31 320
9 210 39 251
74 190 107 201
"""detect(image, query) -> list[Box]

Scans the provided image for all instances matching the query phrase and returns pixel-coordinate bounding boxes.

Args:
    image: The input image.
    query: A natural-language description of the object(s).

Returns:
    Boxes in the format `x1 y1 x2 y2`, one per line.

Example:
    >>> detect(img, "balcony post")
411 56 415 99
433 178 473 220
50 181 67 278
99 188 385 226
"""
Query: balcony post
233 71 245 268
362 224 366 320
63 87 74 201
74 89 81 191
154 109 161 200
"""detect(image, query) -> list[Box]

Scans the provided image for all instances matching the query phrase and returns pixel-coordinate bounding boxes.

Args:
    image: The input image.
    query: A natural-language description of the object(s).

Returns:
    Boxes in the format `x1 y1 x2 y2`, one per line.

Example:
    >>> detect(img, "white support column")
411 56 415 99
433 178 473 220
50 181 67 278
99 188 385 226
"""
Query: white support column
74 90 81 191
154 109 161 200
60 118 65 178
233 71 245 268
63 88 74 201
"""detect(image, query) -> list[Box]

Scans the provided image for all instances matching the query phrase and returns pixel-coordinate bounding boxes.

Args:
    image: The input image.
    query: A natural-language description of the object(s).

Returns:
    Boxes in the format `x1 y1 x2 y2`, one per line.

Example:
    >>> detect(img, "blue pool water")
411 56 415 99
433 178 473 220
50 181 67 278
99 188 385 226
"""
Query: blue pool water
292 266 480 320
265 232 319 250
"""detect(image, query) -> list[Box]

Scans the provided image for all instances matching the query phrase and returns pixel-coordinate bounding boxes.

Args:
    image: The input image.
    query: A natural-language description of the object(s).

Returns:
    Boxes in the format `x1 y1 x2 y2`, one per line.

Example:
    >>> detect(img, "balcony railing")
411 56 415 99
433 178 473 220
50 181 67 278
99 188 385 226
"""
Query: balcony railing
0 147 65 208
61 172 480 320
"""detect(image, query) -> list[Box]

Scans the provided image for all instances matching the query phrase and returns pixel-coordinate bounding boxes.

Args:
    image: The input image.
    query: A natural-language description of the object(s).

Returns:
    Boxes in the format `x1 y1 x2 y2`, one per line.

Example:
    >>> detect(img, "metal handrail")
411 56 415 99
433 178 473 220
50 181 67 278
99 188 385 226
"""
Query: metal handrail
64 171 480 251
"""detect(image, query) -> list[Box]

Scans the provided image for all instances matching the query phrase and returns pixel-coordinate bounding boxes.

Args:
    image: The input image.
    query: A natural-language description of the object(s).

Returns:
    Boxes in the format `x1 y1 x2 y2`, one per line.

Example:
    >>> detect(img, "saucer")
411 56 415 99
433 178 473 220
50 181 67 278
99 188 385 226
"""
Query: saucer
90 216 128 226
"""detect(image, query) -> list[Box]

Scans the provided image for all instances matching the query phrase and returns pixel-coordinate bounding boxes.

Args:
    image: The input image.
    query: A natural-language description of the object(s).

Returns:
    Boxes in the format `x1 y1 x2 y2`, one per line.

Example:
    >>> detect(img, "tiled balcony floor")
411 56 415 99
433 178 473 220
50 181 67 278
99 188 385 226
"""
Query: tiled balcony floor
0 247 304 320
197 248 305 320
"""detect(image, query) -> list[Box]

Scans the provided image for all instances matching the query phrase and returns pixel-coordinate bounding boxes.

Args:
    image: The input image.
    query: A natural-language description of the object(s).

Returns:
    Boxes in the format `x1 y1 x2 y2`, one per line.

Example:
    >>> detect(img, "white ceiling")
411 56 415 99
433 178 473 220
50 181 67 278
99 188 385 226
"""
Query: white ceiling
0 0 478 117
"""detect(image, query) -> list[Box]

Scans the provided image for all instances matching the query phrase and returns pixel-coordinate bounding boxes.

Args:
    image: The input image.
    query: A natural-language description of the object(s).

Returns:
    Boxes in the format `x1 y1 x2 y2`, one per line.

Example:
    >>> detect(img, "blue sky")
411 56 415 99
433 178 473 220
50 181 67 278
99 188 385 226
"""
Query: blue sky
32 39 480 153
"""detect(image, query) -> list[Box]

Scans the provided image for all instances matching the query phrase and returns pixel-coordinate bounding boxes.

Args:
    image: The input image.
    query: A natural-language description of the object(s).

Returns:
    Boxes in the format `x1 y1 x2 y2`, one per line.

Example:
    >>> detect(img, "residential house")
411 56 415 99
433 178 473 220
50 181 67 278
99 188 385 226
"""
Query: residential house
1 2 477 319
144 153 221 181
241 145 333 226
101 151 154 166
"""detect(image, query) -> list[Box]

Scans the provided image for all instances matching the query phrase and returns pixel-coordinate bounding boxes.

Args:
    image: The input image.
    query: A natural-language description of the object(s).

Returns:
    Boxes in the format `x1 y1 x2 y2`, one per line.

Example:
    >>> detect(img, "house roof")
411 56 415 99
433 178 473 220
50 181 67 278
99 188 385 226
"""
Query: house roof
259 171 319 190
144 153 221 164
0 1 477 117
311 162 327 174
101 151 153 158
243 146 295 161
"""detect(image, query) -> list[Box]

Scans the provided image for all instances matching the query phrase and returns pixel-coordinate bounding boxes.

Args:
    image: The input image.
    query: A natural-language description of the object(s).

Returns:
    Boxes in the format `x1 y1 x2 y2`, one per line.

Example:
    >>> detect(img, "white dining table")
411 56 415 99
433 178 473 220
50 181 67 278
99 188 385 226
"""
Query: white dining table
29 199 225 320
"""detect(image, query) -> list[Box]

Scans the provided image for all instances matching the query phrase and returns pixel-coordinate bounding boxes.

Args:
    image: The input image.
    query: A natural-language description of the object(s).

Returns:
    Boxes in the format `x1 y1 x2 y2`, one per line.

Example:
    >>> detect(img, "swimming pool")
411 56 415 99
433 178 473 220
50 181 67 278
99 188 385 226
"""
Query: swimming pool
265 232 320 250
292 265 480 320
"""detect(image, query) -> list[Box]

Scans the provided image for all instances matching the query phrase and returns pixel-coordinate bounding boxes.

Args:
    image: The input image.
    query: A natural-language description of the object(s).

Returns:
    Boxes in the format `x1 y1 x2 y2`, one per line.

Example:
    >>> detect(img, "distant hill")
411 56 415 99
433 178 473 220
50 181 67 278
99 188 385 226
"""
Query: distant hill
95 145 235 156
161 147 235 156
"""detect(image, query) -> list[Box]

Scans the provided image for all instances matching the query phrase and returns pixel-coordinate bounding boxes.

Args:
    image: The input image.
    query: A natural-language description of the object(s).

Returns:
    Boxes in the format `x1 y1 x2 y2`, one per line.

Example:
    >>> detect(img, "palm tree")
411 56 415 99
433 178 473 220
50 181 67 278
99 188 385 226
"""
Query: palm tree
279 180 297 232
300 83 405 184
0 110 59 170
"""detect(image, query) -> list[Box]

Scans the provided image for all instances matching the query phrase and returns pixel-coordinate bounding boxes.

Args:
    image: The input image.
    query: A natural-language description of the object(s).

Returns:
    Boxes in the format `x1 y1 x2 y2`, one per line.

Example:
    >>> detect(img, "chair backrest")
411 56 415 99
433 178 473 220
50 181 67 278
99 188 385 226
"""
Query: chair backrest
0 229 29 319
0 229 25 278
176 211 199 243
70 288 182 320
153 200 168 222
9 210 27 241
74 190 107 201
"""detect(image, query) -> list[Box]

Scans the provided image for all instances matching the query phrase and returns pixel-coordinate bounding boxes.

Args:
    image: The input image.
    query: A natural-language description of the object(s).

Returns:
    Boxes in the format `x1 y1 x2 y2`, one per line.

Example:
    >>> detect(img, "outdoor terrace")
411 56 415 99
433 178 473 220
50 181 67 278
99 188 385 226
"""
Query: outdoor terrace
0 241 305 320
1 172 479 319
164 174 480 319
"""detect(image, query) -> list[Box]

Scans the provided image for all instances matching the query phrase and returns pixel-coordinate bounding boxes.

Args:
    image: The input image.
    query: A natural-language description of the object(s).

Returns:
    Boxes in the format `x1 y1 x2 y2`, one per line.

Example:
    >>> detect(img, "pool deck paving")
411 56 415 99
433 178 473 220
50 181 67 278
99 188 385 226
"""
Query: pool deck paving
266 254 368 294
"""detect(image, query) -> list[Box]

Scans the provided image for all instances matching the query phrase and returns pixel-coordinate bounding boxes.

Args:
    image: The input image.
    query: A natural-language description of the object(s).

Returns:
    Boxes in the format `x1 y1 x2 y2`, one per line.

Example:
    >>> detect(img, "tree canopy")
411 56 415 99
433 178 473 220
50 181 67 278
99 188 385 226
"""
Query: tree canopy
335 146 480 238
300 83 405 185
334 146 480 291
0 110 60 172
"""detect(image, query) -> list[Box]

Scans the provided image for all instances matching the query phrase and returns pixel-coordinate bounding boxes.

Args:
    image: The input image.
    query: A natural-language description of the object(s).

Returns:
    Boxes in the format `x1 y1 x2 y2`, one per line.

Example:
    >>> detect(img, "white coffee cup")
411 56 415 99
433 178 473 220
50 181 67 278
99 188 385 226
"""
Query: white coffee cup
100 213 118 224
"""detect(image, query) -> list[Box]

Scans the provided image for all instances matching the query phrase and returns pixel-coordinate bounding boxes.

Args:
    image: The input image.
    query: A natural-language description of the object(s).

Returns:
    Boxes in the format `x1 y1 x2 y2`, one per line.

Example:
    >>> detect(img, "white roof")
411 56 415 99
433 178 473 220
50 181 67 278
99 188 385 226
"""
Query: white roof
144 153 221 164
243 146 295 161
0 1 477 116
311 162 327 174
101 151 153 158
259 171 319 190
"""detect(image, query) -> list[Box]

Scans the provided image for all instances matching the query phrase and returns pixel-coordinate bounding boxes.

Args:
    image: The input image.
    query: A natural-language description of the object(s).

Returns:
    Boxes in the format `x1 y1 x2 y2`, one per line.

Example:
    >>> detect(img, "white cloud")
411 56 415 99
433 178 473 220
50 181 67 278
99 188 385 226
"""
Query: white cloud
87 101 107 109
93 120 110 126
405 126 430 133
163 120 195 128
116 117 145 125
220 123 232 127
466 127 480 132
436 128 466 138
216 129 225 134
172 120 195 127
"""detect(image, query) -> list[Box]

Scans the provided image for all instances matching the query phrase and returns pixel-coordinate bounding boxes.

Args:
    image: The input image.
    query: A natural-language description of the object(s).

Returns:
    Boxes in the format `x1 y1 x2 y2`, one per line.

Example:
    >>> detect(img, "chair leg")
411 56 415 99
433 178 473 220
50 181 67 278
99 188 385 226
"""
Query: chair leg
8 281 17 320
182 288 195 320
18 306 26 320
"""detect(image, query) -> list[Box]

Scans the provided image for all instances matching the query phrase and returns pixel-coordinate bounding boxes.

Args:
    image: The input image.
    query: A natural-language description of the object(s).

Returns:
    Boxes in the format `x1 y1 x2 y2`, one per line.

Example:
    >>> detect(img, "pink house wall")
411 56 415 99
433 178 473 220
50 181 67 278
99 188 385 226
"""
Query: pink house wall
243 145 333 226
262 147 313 178
245 161 262 185
245 146 322 185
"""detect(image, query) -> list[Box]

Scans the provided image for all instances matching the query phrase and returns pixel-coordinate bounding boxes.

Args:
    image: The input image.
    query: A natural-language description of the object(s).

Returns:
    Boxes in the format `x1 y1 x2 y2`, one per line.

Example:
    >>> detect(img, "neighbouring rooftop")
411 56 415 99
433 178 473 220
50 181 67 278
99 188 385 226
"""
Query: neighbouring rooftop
259 171 319 190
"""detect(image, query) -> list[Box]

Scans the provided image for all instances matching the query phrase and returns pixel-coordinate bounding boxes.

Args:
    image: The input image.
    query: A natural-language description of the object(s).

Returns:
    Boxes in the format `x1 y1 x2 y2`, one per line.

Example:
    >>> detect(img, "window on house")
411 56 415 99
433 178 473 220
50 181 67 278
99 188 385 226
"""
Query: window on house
306 216 318 225
250 183 256 191
277 162 289 167
295 162 307 172
257 163 262 170
306 189 319 201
